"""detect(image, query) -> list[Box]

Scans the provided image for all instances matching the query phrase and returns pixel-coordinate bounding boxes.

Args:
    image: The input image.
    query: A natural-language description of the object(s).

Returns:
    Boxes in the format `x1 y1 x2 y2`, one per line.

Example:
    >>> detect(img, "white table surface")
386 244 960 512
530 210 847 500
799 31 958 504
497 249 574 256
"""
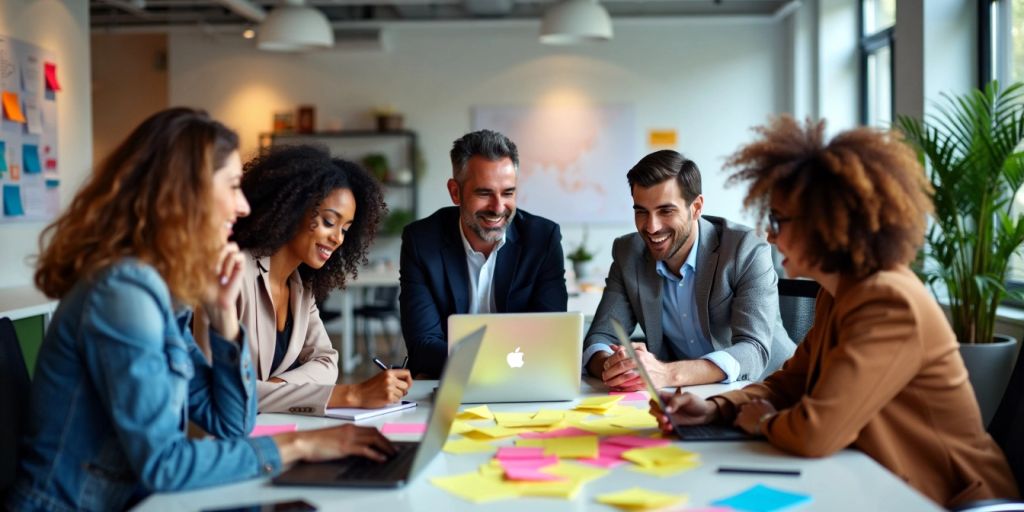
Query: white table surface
135 379 941 512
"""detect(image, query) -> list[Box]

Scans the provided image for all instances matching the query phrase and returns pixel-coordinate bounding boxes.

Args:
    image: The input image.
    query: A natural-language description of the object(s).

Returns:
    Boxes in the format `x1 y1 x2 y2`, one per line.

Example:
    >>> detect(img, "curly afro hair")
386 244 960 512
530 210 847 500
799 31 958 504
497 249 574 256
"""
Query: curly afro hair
725 115 933 279
233 144 387 302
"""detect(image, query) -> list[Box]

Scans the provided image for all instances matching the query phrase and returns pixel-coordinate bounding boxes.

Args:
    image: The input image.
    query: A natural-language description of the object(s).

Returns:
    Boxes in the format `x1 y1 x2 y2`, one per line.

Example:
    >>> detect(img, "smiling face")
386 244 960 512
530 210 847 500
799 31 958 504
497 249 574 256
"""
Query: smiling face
632 178 703 273
447 155 517 254
210 150 250 244
285 187 356 270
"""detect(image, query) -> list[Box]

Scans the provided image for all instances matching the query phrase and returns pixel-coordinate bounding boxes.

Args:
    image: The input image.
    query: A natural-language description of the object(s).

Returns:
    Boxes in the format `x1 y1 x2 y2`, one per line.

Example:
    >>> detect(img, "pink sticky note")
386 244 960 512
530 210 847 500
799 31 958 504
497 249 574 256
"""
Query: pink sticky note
381 422 427 435
610 390 648 401
604 435 672 449
519 426 593 439
496 446 546 460
597 441 633 458
503 466 565 481
250 424 297 437
498 456 559 470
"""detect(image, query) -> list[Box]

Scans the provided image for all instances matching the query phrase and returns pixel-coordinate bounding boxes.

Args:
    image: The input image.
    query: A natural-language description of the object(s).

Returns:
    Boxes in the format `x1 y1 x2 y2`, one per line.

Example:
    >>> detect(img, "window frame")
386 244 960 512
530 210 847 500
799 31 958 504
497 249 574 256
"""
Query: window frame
859 1 895 126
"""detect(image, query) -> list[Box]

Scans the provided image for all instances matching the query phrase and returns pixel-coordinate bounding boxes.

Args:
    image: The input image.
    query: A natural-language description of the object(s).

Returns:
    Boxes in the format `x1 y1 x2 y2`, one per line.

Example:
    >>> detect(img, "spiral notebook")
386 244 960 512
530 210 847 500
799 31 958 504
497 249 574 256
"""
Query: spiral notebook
325 400 417 421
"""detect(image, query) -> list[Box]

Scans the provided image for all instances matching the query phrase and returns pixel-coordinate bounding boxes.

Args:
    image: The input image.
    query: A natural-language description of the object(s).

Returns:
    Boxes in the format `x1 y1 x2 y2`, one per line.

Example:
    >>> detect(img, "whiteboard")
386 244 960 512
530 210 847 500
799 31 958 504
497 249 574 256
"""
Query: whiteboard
0 33 60 223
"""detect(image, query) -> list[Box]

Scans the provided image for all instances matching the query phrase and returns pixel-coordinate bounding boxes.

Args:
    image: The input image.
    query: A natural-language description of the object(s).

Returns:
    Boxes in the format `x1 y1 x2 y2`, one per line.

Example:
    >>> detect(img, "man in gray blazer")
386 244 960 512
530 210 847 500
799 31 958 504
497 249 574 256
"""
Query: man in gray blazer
584 150 794 390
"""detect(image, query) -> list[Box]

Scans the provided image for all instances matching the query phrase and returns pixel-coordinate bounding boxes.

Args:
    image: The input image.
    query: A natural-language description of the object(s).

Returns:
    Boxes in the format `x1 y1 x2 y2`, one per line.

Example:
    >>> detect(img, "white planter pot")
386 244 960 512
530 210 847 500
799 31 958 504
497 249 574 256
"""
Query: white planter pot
959 335 1019 426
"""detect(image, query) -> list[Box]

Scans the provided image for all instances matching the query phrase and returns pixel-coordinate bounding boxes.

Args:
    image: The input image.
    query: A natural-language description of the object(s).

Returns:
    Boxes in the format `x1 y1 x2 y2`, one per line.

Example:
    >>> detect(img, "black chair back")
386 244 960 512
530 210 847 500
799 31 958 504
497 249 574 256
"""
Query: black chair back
778 278 820 344
0 317 31 496
989 341 1024 493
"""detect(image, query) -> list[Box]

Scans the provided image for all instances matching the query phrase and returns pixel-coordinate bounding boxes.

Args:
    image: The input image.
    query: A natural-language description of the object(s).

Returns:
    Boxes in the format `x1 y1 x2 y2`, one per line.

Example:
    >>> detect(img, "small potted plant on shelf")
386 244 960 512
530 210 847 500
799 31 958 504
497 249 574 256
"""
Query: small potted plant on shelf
566 227 595 281
362 153 390 183
373 105 404 132
898 81 1024 424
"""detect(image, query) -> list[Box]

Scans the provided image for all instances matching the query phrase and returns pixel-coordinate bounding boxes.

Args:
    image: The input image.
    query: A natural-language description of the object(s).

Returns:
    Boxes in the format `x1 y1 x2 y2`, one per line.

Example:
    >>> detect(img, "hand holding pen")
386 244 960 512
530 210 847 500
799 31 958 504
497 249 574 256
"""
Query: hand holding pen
355 356 413 408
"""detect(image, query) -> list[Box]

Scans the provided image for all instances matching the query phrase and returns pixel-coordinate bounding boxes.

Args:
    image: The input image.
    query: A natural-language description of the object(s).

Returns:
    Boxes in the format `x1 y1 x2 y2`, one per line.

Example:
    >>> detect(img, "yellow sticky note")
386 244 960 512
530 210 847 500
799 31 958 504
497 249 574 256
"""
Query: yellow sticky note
628 459 701 477
609 413 659 429
516 435 599 458
465 425 522 439
621 446 699 468
547 461 610 484
443 438 497 455
457 405 494 420
478 461 505 477
576 418 636 436
648 129 679 148
564 410 593 423
493 412 534 425
576 395 624 411
431 472 518 503
511 479 583 499
596 487 687 510
449 420 474 435
2 92 26 123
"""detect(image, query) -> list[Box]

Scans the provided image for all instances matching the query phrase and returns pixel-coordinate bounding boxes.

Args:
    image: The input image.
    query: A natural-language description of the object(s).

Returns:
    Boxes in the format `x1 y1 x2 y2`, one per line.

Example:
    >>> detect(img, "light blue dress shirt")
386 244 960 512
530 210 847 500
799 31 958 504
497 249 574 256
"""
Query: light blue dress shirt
584 231 740 382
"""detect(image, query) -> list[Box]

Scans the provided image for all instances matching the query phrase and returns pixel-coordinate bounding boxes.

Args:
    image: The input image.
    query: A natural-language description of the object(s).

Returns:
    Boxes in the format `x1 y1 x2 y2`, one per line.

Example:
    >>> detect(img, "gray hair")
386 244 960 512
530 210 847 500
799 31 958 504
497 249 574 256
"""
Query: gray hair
449 129 519 183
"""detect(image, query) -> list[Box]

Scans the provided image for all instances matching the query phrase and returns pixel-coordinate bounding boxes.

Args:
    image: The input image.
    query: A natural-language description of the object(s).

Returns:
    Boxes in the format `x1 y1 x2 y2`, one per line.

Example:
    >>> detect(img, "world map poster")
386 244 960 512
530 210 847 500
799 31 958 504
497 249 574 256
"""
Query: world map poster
472 104 637 225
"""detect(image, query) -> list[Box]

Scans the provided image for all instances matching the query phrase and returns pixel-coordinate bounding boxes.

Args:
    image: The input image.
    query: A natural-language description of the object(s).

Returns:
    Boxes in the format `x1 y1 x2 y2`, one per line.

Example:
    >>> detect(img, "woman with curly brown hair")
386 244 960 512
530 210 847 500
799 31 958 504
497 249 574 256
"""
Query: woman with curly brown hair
227 144 412 414
9 109 394 512
650 116 1019 507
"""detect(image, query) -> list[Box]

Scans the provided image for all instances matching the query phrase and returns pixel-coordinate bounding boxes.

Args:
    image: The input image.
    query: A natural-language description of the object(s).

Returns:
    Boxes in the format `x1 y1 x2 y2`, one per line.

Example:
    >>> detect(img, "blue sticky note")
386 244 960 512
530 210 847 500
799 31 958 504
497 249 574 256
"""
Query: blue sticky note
711 484 812 512
23 144 41 174
0 140 7 172
45 179 59 188
3 184 24 216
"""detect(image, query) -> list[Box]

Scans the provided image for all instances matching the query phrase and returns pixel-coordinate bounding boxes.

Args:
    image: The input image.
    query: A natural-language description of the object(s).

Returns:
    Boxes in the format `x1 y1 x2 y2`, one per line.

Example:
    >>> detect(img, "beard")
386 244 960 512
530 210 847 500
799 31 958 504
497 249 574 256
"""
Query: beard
464 207 516 243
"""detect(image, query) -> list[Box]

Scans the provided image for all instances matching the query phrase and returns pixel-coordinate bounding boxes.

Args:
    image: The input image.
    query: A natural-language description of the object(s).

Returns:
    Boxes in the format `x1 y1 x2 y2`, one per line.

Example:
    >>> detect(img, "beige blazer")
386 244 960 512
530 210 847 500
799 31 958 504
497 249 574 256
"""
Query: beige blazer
237 252 338 415
711 267 1019 507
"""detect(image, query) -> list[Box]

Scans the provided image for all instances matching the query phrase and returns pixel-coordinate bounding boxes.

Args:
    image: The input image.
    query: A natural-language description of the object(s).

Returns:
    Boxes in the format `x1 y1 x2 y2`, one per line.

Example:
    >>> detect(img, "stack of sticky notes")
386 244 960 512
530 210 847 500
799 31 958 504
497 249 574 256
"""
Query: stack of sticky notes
621 445 702 477
574 395 625 413
596 487 687 510
515 435 600 459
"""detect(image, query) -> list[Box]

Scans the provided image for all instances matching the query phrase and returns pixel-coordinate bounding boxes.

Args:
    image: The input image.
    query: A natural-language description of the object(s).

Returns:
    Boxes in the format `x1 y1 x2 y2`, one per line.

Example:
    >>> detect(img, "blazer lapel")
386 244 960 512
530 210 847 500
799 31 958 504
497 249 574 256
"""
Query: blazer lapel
280 271 305 373
255 256 276 380
637 248 666 359
694 217 720 346
441 218 470 314
493 219 519 312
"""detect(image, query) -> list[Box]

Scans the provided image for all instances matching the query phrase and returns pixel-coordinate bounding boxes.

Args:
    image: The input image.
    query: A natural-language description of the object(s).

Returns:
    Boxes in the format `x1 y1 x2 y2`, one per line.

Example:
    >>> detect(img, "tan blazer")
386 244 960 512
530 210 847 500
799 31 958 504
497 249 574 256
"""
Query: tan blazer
237 252 338 415
712 267 1019 507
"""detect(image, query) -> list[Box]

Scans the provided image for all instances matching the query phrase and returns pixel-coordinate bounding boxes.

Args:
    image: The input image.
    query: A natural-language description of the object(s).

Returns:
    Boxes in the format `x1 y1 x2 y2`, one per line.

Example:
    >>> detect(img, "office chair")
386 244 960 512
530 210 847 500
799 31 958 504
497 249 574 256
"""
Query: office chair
0 317 31 498
353 286 402 358
778 278 820 344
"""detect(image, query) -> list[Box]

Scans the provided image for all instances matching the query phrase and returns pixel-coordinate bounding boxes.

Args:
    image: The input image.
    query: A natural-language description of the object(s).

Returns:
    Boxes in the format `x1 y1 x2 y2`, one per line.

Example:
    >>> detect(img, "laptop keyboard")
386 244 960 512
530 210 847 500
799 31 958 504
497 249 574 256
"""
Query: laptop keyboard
334 443 418 481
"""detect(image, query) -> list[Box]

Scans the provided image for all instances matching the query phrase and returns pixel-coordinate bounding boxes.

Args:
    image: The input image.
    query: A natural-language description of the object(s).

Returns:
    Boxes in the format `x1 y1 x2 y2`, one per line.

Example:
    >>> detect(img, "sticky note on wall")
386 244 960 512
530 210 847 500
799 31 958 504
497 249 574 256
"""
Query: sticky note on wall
2 92 26 123
4 185 25 216
0 140 7 172
648 129 678 148
23 144 41 174
44 62 61 92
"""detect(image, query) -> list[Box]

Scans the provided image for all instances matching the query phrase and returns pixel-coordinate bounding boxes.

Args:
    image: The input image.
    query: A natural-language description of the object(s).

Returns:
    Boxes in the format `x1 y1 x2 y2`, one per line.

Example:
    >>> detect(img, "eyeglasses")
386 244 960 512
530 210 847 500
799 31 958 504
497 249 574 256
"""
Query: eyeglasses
767 212 793 235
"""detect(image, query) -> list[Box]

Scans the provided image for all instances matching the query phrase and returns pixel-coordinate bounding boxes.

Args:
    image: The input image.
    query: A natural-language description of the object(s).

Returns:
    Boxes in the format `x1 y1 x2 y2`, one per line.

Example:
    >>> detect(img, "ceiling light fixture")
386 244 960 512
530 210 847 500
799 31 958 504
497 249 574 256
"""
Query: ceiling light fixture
242 27 256 39
539 0 613 45
257 0 334 52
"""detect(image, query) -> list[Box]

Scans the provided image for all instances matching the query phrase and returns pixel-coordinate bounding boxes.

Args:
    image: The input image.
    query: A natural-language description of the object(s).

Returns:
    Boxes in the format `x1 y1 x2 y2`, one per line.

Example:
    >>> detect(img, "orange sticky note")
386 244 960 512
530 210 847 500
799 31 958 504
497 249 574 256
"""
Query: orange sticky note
2 92 26 123
648 129 678 147
44 62 61 92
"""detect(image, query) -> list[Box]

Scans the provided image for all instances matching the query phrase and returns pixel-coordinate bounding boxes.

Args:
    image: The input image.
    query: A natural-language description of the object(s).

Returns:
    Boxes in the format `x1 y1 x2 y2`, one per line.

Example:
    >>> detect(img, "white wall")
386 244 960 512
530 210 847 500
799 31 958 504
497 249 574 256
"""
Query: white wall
168 19 788 276
0 0 91 289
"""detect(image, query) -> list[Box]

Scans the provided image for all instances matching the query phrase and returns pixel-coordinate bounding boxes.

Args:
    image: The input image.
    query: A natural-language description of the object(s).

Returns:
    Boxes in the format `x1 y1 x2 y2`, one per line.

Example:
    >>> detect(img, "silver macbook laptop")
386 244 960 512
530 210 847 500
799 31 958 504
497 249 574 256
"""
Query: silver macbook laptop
447 312 583 403
271 326 485 488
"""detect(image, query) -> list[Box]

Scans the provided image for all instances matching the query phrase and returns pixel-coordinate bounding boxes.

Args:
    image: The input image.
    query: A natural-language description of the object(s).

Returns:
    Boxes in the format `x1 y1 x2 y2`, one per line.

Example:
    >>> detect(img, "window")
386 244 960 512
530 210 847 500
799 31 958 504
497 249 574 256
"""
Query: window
984 0 1024 286
860 0 896 126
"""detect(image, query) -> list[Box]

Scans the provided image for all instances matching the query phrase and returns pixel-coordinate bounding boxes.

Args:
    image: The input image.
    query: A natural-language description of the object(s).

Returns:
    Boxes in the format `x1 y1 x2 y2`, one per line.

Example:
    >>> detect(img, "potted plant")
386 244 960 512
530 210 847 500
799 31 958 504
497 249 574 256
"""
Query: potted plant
362 153 390 183
898 81 1024 424
566 227 595 281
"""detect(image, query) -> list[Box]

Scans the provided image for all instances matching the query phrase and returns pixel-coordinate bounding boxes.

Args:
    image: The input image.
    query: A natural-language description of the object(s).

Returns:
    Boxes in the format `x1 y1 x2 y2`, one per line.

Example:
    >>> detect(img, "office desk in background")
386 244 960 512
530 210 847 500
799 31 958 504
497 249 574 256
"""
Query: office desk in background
135 379 941 512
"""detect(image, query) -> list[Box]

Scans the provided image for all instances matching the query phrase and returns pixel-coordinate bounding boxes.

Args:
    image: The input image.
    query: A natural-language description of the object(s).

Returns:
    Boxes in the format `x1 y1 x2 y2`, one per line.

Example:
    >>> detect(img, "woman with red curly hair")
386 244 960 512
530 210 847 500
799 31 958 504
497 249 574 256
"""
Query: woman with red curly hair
650 116 1019 507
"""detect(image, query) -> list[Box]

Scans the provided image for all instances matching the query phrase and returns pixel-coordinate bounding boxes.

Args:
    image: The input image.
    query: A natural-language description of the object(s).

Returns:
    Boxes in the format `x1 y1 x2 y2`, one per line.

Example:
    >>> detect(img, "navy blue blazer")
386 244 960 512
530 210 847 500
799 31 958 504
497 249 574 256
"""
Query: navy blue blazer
399 207 568 377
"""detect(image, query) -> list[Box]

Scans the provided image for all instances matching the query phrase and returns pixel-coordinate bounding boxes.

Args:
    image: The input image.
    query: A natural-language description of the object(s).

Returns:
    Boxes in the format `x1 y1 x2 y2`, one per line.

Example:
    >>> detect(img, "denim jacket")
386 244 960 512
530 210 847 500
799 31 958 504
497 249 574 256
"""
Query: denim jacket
7 260 283 512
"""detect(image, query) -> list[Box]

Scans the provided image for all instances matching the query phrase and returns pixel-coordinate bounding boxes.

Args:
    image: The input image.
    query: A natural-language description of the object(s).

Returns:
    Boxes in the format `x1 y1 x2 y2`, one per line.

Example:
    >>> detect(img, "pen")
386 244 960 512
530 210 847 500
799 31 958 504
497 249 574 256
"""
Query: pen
717 466 801 477
398 356 408 369
371 357 389 372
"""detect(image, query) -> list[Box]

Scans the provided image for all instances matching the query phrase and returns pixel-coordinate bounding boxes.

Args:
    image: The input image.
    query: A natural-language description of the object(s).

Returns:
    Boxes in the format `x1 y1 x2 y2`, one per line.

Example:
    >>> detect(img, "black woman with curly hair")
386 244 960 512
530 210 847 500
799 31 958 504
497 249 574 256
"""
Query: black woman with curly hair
649 116 1019 507
228 144 412 414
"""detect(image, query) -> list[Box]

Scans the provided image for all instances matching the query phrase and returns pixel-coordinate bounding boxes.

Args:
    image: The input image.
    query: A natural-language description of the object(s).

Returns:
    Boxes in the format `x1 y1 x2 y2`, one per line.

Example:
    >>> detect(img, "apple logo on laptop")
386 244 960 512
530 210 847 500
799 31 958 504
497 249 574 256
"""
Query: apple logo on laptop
506 347 525 368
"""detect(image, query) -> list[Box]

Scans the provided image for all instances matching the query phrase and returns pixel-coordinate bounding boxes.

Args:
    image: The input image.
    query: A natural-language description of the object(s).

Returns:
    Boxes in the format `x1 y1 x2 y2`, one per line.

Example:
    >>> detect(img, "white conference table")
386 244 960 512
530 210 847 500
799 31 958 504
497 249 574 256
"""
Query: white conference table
135 379 941 512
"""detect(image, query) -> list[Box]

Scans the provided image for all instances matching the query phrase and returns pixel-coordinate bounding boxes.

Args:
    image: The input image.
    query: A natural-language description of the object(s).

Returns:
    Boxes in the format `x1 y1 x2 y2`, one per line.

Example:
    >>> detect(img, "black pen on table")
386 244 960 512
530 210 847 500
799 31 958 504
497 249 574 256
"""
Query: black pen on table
717 466 801 477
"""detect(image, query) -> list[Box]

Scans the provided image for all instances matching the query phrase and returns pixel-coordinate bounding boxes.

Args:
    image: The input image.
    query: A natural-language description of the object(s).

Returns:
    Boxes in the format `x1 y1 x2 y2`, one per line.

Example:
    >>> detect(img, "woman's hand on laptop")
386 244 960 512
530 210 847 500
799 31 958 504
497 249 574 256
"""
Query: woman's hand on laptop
650 390 720 434
273 425 397 464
